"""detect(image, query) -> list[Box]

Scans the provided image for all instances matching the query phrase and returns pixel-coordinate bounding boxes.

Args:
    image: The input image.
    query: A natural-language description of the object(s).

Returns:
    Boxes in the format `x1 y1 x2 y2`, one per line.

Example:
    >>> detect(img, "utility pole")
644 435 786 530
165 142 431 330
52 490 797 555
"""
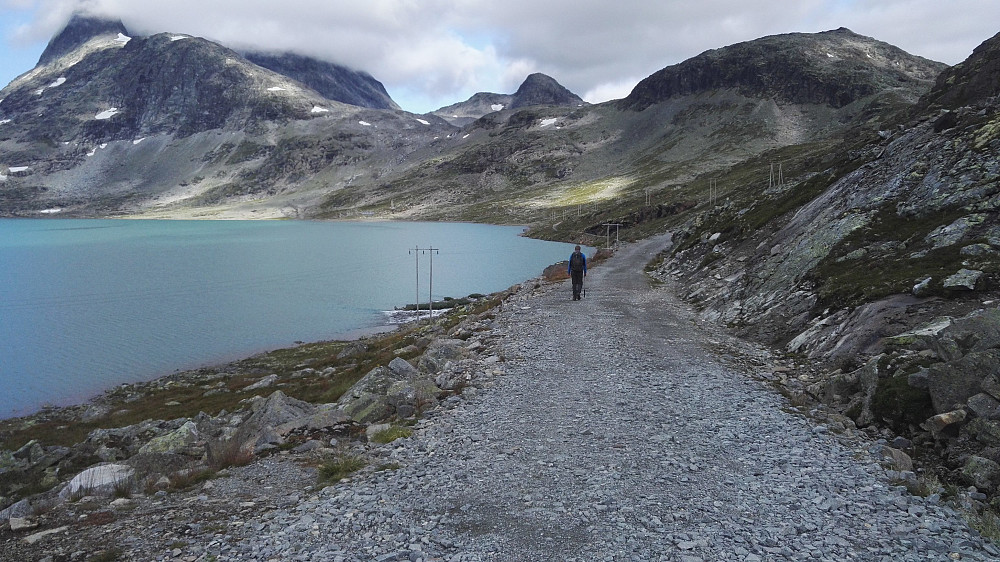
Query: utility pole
409 246 439 320
769 163 784 189
601 223 622 249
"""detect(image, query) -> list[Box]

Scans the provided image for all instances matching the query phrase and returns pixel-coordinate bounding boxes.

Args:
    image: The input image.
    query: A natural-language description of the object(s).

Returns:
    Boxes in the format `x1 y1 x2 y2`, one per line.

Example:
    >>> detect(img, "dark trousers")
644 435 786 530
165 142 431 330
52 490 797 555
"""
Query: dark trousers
571 270 584 299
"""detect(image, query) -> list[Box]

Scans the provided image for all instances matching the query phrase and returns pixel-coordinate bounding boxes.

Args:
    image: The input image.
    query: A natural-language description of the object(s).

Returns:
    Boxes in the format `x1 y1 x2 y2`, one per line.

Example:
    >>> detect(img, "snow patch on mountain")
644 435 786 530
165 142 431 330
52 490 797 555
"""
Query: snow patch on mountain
415 118 430 125
311 106 329 113
115 33 131 44
95 108 119 120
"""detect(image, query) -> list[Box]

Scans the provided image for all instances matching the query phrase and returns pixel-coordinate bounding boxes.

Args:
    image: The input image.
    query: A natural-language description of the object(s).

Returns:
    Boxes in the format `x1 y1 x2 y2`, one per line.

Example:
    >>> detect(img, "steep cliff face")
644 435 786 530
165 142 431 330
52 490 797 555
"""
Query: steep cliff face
244 52 400 111
655 29 1000 362
35 14 128 66
916 30 1000 112
621 28 945 112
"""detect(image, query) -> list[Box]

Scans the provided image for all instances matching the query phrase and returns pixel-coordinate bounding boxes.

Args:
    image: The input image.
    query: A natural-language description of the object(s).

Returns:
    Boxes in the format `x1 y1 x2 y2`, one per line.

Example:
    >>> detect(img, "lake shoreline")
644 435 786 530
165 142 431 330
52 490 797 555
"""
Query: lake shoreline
1 218 580 419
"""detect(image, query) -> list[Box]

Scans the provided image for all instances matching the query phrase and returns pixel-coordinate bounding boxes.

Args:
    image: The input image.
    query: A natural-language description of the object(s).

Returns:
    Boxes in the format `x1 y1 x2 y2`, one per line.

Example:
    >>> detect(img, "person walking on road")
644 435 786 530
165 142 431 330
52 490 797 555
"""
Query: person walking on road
568 245 587 300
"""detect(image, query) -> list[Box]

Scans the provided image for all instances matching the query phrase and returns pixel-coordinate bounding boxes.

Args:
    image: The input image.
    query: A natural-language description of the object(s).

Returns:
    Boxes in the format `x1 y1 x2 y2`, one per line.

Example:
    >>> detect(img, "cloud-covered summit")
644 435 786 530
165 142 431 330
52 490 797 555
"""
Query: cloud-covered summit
6 0 1000 113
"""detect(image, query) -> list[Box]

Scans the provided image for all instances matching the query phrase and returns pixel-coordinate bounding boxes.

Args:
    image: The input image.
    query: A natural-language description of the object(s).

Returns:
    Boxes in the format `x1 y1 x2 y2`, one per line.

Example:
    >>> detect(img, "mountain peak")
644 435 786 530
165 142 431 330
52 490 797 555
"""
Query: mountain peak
38 13 129 66
510 73 584 109
619 28 946 111
430 73 584 125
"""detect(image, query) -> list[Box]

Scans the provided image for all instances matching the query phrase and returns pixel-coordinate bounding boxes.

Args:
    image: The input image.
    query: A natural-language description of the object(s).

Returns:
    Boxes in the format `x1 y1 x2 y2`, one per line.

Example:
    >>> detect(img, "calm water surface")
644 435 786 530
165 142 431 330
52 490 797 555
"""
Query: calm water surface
0 219 580 418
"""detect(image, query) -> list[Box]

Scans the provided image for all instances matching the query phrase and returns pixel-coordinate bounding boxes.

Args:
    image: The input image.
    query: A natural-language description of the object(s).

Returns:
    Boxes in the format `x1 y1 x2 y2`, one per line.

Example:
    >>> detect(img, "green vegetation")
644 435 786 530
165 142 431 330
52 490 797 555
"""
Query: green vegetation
86 548 124 562
870 374 935 431
370 426 413 444
810 204 993 308
318 453 367 485
0 295 497 455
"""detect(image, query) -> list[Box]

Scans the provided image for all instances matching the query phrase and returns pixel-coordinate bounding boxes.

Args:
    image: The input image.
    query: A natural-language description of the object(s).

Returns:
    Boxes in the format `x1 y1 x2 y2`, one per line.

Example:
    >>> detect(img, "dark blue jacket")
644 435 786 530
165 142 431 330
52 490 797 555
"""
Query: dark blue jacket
568 251 587 274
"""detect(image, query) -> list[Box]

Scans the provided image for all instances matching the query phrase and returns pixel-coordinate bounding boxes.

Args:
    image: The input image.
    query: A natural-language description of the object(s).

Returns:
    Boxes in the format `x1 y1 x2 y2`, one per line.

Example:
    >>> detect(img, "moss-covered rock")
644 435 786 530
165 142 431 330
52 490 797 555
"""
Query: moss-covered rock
961 455 1000 491
871 374 935 431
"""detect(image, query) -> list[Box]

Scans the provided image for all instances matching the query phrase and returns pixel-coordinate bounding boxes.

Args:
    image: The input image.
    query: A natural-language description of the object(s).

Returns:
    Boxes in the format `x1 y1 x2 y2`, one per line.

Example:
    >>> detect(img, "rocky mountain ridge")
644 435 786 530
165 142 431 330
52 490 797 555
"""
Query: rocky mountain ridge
430 72 586 126
647 26 1000 497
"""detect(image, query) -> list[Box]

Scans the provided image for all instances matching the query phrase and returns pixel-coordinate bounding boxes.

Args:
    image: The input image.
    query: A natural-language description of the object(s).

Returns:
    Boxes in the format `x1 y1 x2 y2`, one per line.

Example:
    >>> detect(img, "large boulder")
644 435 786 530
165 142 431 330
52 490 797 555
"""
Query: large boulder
888 308 1000 362
58 464 136 500
417 339 469 374
961 456 1000 491
231 391 319 451
338 358 442 423
138 420 200 455
925 349 1000 413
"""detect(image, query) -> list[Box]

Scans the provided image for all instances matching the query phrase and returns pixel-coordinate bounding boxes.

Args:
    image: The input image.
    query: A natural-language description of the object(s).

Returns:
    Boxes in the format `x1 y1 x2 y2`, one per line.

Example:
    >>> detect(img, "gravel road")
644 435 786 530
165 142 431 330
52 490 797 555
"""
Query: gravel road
215 234 997 561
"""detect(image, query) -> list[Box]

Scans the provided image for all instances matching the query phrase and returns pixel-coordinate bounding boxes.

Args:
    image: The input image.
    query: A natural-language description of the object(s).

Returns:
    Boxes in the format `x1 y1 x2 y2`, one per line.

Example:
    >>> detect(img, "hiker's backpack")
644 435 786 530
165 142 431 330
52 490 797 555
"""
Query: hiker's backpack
570 252 585 272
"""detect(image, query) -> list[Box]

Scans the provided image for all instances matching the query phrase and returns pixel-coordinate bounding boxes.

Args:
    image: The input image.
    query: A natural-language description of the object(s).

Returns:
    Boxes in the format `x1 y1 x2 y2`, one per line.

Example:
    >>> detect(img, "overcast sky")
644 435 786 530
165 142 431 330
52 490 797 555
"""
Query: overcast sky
2 0 998 114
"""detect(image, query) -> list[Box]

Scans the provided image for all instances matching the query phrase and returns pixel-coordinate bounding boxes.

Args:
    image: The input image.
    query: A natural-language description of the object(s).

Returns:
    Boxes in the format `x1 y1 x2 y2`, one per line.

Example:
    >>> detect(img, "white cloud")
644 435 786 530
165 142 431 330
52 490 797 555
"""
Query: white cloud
4 0 999 114
583 79 640 105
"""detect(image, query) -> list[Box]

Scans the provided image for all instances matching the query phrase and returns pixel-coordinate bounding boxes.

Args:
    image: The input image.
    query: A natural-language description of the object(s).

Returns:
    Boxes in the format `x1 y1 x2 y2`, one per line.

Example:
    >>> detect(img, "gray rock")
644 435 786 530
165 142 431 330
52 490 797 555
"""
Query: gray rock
9 516 38 531
961 243 994 256
388 357 420 379
233 391 319 450
926 350 1000 413
337 342 369 360
961 456 1000 491
59 463 136 500
921 410 967 439
245 374 279 391
926 215 985 249
0 499 32 524
943 268 984 291
138 420 200 455
912 277 933 296
417 339 468 374
967 393 1000 420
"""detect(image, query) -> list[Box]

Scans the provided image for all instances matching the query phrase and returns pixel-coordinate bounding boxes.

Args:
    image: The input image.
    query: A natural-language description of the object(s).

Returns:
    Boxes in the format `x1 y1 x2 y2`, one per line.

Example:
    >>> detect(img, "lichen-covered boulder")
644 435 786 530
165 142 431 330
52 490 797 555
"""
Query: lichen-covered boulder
138 420 200 455
339 358 442 423
961 456 1000 491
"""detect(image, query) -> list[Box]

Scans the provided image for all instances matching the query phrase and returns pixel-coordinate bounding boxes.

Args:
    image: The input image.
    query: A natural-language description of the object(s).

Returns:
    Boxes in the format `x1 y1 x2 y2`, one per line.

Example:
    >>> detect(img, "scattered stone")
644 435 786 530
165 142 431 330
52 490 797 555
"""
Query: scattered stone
943 268 984 291
9 517 38 532
244 373 279 391
922 410 967 439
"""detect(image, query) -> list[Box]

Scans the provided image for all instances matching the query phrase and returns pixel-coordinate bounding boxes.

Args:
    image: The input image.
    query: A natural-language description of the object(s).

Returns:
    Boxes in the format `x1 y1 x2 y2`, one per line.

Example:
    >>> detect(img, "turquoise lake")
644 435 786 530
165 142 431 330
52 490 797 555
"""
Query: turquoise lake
0 219 580 419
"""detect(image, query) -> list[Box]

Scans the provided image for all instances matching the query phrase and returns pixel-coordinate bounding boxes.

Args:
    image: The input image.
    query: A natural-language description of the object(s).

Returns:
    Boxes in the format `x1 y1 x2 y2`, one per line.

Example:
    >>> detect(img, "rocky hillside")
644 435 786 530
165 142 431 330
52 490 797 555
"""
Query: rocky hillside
648 28 1000 489
1 22 944 224
430 72 586 126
